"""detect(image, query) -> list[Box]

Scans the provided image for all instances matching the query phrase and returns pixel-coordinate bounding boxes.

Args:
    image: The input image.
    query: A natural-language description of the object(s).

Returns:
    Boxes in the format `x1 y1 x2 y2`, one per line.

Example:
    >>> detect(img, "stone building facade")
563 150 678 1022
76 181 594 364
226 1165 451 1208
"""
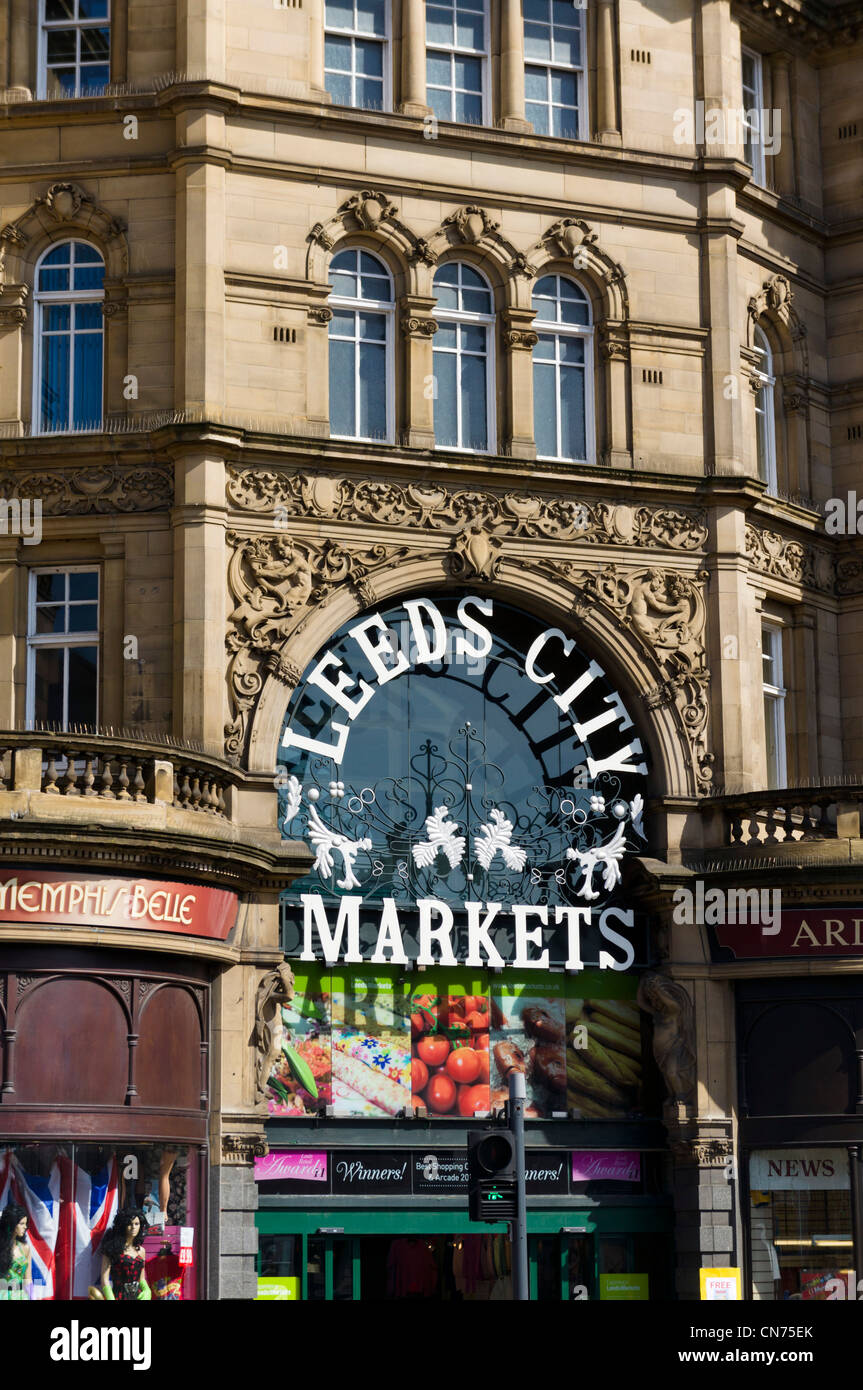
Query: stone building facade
0 0 861 1301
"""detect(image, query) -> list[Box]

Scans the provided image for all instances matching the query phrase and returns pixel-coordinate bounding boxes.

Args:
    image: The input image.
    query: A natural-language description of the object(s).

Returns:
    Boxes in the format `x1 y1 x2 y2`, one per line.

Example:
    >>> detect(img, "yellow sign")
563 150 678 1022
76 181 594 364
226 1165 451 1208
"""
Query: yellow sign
700 1268 741 1301
256 1276 300 1301
600 1273 649 1300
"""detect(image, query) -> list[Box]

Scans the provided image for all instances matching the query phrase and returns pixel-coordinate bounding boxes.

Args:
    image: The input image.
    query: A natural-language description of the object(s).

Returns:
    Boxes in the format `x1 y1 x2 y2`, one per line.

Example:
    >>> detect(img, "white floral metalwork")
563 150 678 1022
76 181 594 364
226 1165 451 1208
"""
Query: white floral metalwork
412 806 467 870
306 801 373 891
565 821 628 901
473 809 528 872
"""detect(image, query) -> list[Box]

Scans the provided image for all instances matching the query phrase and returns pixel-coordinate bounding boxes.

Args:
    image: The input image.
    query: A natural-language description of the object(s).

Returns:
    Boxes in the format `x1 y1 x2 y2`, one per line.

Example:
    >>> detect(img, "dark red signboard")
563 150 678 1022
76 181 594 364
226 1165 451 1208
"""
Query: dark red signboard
0 870 238 939
715 909 863 959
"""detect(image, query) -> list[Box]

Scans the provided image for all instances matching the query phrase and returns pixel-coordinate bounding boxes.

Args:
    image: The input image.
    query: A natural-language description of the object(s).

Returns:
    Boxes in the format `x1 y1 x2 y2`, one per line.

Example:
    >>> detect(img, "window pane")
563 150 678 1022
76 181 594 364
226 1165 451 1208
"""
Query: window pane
73 328 103 427
35 605 64 635
81 27 109 59
426 9 453 44
358 341 387 437
550 69 576 104
434 284 459 313
524 24 551 60
34 648 65 725
454 55 481 90
47 29 77 61
325 71 352 108
39 263 71 293
357 0 386 36
329 308 356 337
533 333 555 359
534 361 556 456
559 336 584 364
43 304 71 331
560 365 586 459
427 85 451 122
325 36 352 70
74 301 103 330
523 0 548 19
68 602 98 632
47 69 77 95
555 103 580 138
360 272 390 301
460 350 487 450
355 39 383 75
79 0 110 15
72 261 105 291
359 311 386 341
329 338 356 434
434 324 457 350
356 76 384 109
527 101 549 135
551 28 580 65
326 0 354 27
68 647 98 726
461 289 489 317
764 694 780 786
456 11 484 48
456 91 482 123
559 295 589 326
69 572 98 600
434 351 458 446
45 0 75 17
37 573 66 602
330 266 358 298
525 66 547 100
460 324 486 354
41 331 71 430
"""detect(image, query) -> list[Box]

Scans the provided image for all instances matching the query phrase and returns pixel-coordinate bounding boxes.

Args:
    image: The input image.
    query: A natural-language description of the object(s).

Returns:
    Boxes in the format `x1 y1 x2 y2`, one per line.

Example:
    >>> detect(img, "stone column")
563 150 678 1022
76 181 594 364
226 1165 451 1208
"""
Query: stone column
177 0 225 81
400 0 431 116
769 53 796 199
501 309 537 462
499 0 531 132
600 331 630 468
781 381 810 497
308 0 329 98
306 298 333 436
790 604 819 783
110 0 128 85
9 0 33 97
595 0 620 145
174 111 226 414
99 534 126 728
401 296 437 448
172 453 228 747
707 507 765 790
0 539 20 728
0 295 28 428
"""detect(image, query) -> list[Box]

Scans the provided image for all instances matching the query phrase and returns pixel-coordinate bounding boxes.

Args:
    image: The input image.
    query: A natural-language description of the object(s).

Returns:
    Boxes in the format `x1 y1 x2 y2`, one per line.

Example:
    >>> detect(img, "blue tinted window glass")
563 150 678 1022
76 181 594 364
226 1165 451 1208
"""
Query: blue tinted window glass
460 324 486 354
69 572 99 600
555 103 580 138
523 0 548 21
550 70 576 104
43 304 71 332
456 11 484 48
357 0 386 35
74 302 103 330
79 0 110 16
355 40 383 75
358 341 387 437
559 336 585 364
39 265 71 293
72 328 102 427
524 24 550 60
533 334 555 359
329 308 357 337
325 36 352 69
81 27 109 59
326 0 354 27
67 647 98 726
41 332 70 431
359 311 386 341
525 66 547 100
454 55 481 90
456 90 482 123
560 365 586 459
428 86 451 121
356 75 384 107
533 361 556 455
433 351 458 446
551 29 580 66
329 337 356 434
325 71 352 105
527 101 550 134
460 350 487 450
426 8 452 44
462 288 490 315
434 324 458 350
68 603 98 632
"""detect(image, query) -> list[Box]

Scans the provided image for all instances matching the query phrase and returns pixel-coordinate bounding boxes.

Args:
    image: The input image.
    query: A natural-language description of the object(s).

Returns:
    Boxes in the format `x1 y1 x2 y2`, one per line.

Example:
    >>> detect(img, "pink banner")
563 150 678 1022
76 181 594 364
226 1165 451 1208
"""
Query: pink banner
254 1151 328 1183
571 1151 640 1183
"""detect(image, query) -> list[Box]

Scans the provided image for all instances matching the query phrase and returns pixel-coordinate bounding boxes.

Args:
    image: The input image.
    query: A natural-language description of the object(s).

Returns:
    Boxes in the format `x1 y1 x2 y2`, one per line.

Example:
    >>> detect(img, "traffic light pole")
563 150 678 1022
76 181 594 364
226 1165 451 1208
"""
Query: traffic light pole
508 1070 529 1301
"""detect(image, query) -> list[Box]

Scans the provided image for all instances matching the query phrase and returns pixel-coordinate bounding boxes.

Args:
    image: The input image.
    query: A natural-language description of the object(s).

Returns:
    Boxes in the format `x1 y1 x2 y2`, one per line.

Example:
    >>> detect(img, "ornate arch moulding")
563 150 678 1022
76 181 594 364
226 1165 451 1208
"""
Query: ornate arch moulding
0 182 130 290
746 272 809 376
225 525 711 800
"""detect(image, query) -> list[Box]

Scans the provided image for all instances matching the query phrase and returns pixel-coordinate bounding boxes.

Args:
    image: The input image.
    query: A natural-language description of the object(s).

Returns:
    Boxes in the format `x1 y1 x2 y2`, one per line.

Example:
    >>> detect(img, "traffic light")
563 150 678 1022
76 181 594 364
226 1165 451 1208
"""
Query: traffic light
468 1128 517 1221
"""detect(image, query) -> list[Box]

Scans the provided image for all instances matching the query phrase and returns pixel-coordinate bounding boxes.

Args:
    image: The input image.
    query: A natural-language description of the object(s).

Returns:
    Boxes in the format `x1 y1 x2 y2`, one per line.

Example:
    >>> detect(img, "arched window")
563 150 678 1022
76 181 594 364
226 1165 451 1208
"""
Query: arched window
34 240 105 434
328 248 394 442
432 262 494 453
532 274 593 462
752 324 777 492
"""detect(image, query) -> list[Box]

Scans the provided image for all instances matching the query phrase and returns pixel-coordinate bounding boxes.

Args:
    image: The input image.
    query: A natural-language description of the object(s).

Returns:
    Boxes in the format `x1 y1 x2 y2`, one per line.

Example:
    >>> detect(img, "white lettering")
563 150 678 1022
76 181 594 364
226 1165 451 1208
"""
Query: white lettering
348 612 410 684
513 904 550 969
306 651 375 720
454 596 493 659
557 903 588 970
598 906 635 971
416 898 458 966
369 898 408 964
465 901 506 968
403 597 448 665
300 894 363 964
524 627 576 685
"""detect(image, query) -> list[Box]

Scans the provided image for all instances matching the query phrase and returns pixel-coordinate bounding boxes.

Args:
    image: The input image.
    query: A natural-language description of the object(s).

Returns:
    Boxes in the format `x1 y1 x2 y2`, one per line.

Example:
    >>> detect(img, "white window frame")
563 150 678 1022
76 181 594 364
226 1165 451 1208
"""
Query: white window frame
324 0 391 112
531 274 595 464
32 239 105 437
328 249 395 444
26 566 100 731
523 0 587 141
741 46 766 186
432 262 496 455
37 0 111 100
762 623 787 789
425 0 490 126
752 324 777 493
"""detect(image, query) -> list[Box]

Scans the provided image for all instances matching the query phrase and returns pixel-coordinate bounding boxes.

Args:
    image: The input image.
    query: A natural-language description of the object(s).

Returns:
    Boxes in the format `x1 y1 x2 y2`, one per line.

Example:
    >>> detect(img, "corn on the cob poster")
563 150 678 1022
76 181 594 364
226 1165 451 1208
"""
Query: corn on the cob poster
268 966 649 1120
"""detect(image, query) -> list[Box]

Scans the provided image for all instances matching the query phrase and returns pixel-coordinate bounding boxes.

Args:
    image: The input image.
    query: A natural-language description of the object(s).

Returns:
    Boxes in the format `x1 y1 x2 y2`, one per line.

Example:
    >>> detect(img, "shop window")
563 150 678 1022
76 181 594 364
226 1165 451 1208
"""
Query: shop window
324 0 389 111
0 1143 200 1300
524 0 586 139
744 1003 854 1116
426 0 488 125
748 1149 852 1300
433 261 495 452
761 624 787 789
741 46 766 185
38 0 111 99
328 248 394 441
34 240 105 434
532 273 594 462
26 567 100 731
752 324 778 491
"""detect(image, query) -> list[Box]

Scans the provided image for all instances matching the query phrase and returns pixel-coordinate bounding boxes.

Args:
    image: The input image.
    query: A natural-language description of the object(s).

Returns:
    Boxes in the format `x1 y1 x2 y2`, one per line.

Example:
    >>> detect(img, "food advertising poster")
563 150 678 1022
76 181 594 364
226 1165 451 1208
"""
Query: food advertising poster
266 967 648 1120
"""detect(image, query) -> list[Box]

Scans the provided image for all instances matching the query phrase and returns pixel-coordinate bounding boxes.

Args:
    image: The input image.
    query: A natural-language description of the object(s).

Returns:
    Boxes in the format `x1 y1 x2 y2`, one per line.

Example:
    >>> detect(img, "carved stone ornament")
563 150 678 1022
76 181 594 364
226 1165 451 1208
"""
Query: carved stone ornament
227 468 710 552
637 972 697 1109
449 525 503 582
225 530 410 759
443 205 500 245
669 1136 733 1167
0 465 172 514
0 182 129 282
43 182 83 221
401 315 438 337
749 274 793 319
502 328 538 351
543 217 599 260
341 189 398 230
254 960 295 1101
745 524 835 593
221 1134 269 1165
836 556 863 596
307 305 333 325
516 560 712 791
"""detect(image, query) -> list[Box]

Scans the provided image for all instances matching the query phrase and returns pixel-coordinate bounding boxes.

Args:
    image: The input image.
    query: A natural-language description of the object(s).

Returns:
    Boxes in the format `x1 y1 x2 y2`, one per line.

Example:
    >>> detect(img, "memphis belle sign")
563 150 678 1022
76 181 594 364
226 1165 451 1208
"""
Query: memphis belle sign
281 595 649 974
0 870 238 939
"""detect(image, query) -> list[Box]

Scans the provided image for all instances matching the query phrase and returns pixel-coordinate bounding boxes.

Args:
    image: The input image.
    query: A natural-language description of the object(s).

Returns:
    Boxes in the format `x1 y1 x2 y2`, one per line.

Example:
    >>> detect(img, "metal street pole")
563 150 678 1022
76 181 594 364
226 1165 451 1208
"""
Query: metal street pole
508 1069 528 1300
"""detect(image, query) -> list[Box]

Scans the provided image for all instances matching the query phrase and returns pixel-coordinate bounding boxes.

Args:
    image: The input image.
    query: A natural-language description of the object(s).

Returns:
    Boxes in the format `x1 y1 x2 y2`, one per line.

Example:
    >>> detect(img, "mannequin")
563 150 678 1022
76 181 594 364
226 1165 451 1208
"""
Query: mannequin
99 1207 151 1301
0 1205 32 1301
